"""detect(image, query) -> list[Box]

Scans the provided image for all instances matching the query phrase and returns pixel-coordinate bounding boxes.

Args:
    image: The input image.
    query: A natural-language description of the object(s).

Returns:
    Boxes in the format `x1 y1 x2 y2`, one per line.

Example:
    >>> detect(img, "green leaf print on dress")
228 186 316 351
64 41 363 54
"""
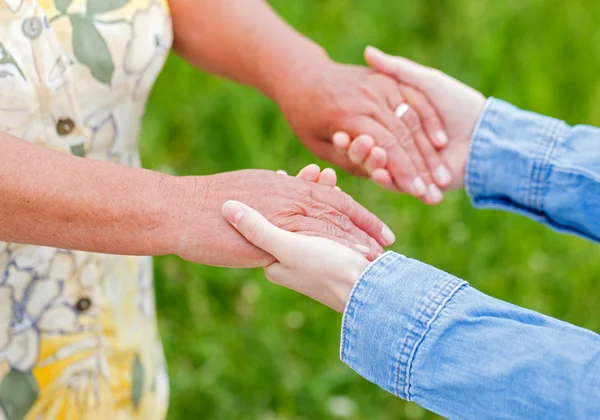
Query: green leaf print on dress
54 0 73 14
0 370 39 420
69 14 115 85
131 354 145 409
87 0 130 15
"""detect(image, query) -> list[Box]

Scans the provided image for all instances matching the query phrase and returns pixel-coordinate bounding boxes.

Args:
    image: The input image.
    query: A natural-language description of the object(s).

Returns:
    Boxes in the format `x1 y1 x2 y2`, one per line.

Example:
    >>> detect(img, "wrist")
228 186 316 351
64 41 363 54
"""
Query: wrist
331 257 370 313
265 40 332 104
156 174 210 258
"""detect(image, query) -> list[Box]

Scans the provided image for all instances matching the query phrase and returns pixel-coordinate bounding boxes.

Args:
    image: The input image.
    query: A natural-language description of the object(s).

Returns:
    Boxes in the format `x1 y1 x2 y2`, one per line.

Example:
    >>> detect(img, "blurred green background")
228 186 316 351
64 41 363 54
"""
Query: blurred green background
141 0 600 418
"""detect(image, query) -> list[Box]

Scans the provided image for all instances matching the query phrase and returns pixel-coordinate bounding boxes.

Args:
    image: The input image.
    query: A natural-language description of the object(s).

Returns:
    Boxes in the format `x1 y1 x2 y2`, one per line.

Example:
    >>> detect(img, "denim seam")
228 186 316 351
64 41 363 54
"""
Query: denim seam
340 252 397 365
465 97 495 204
534 121 563 213
394 276 467 399
530 118 562 213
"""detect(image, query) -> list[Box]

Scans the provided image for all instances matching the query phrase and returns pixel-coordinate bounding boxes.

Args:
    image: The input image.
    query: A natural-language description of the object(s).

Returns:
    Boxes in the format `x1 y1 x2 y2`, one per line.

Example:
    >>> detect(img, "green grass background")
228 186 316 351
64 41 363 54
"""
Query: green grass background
141 1 600 418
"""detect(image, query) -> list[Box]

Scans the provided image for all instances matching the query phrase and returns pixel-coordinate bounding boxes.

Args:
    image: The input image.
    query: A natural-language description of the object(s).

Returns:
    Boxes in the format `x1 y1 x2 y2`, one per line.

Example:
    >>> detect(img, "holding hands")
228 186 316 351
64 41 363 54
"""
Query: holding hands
276 60 453 203
222 166 369 313
362 47 487 191
282 49 486 202
221 49 489 309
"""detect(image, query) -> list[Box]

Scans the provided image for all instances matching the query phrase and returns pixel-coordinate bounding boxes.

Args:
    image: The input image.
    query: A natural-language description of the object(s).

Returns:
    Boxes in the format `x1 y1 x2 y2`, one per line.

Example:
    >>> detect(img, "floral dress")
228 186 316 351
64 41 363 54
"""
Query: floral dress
0 0 172 418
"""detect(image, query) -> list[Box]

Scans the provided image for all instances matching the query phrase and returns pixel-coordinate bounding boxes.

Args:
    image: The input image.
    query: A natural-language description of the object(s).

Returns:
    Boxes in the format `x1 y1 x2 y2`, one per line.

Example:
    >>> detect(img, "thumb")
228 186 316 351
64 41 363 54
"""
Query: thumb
222 200 287 258
364 46 434 89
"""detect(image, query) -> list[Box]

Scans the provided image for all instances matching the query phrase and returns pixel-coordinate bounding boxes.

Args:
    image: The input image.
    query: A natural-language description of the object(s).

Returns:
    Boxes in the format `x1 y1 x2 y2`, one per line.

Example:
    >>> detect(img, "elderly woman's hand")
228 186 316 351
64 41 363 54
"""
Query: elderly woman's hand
221 195 370 312
171 169 393 268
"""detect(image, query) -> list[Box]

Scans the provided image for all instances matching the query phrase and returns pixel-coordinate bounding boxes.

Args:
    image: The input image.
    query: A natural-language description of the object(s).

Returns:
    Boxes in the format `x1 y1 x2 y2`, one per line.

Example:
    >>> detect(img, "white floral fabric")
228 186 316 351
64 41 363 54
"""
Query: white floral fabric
0 1 172 419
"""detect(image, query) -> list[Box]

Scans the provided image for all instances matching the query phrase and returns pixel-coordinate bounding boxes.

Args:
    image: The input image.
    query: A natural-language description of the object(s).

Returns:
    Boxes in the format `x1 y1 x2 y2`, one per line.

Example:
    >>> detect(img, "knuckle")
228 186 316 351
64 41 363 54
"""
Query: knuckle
244 224 261 244
397 132 415 148
377 134 397 150
403 109 423 133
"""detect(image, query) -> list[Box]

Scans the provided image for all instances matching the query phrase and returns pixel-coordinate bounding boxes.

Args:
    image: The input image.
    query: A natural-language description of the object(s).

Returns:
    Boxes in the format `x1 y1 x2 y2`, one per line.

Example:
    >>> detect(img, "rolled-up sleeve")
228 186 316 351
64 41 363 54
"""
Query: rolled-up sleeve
466 98 600 242
340 252 467 399
340 252 600 419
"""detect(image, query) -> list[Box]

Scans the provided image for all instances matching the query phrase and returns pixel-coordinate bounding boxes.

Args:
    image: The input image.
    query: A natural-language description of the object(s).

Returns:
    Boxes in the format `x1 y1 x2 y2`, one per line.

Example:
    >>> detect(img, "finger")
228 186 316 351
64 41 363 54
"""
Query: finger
310 137 370 178
364 46 435 89
385 92 437 196
310 182 395 247
399 84 448 148
276 170 288 175
332 131 351 156
347 134 375 166
349 117 426 197
296 164 321 182
276 216 380 261
317 168 337 187
301 231 379 261
412 125 452 190
313 209 384 258
365 146 387 174
222 200 288 258
371 168 399 192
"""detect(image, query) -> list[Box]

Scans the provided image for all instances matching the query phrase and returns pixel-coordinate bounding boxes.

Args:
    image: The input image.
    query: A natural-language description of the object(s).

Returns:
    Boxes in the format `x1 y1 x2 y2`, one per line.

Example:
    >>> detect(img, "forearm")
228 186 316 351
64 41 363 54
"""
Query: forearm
0 132 190 256
467 98 600 242
342 252 600 419
169 0 330 101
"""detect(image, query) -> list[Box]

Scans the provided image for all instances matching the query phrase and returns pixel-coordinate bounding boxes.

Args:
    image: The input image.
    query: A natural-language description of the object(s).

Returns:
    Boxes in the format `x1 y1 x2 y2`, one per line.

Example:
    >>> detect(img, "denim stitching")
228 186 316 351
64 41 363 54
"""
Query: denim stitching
404 280 468 399
465 98 494 205
534 120 563 213
392 270 467 399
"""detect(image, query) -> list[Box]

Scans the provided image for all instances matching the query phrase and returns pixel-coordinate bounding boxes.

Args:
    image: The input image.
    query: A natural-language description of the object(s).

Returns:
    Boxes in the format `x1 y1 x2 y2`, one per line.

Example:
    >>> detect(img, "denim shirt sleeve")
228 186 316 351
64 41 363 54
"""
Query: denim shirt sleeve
466 98 600 243
341 252 600 419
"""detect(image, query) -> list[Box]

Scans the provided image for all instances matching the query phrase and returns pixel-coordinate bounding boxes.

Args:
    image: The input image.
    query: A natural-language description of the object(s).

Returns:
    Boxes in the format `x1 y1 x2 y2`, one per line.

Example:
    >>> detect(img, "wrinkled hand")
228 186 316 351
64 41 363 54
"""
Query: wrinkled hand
275 60 452 200
365 47 487 190
222 199 369 313
173 169 393 268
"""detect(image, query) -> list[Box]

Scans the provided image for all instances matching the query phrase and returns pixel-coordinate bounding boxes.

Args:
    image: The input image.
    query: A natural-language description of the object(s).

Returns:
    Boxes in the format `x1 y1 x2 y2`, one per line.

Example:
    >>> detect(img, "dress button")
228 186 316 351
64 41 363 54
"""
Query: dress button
56 118 75 136
22 18 43 39
75 297 92 312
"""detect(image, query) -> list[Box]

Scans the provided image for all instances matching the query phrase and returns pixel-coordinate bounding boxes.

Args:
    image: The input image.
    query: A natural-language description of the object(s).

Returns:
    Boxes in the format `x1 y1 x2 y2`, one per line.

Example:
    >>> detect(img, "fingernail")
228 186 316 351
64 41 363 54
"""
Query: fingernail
276 170 288 175
381 225 396 246
222 201 245 226
435 130 449 146
366 45 384 56
334 186 342 192
355 244 371 255
434 165 452 185
412 177 427 196
427 184 444 204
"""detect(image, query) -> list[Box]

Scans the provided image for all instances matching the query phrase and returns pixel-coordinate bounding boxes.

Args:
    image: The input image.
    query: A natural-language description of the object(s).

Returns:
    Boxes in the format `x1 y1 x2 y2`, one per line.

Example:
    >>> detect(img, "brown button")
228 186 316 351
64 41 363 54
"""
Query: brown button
56 118 75 136
75 297 92 312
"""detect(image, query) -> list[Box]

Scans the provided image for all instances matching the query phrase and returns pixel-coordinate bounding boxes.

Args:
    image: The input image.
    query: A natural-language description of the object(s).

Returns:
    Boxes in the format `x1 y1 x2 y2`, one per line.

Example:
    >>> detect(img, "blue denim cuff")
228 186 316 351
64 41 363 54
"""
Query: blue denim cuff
466 98 567 216
340 252 466 400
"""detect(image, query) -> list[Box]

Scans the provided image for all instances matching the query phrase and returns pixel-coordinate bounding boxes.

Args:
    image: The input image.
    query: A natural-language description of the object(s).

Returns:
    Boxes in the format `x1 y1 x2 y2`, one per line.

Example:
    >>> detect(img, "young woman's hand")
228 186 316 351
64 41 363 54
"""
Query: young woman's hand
363 47 487 191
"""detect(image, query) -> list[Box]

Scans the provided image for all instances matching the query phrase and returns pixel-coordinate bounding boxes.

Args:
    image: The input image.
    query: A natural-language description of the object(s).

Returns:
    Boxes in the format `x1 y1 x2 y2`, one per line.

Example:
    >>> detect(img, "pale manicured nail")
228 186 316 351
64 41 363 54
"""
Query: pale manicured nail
427 184 444 204
381 225 396 245
355 244 371 255
276 170 287 175
222 201 245 226
435 130 449 146
412 177 427 196
334 186 342 192
434 165 452 185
